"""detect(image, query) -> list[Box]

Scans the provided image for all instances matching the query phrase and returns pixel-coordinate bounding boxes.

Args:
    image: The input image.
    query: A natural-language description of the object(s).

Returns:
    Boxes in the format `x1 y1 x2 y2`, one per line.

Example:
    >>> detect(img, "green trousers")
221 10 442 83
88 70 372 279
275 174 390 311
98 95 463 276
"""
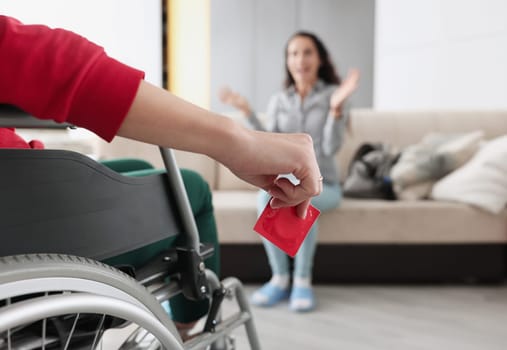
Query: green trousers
102 159 220 323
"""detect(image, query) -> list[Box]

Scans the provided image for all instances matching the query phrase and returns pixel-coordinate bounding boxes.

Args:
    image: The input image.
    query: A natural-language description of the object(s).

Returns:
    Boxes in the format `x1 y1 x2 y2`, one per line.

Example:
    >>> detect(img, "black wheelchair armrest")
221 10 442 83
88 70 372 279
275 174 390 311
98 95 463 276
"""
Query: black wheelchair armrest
0 104 72 129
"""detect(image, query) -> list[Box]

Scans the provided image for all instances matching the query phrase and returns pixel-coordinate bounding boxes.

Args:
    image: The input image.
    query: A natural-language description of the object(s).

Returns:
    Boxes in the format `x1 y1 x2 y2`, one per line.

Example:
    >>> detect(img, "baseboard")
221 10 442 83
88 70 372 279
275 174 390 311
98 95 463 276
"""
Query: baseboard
220 243 506 284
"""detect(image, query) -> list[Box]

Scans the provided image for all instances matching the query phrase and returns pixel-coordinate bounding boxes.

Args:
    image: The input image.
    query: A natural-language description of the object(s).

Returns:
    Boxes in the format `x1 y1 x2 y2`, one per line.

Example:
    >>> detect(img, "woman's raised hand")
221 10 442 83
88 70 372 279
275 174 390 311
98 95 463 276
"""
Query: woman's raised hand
329 68 360 118
218 86 253 117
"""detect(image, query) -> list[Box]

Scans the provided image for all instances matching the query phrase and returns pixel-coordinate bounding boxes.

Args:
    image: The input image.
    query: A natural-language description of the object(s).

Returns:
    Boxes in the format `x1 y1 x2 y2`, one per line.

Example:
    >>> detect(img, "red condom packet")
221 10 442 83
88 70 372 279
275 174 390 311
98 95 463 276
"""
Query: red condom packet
254 202 320 257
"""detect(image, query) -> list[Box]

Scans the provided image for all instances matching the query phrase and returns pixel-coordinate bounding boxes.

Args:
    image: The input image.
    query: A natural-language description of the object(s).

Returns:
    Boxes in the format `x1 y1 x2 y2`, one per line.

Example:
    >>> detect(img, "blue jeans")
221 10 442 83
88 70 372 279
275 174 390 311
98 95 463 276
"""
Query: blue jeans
256 182 342 279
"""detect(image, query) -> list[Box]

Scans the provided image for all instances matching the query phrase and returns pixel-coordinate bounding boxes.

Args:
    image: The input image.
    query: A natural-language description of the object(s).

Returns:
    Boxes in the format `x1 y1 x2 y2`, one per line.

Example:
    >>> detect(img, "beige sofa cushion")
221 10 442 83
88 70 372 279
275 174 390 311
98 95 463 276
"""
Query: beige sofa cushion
318 199 507 244
212 192 507 244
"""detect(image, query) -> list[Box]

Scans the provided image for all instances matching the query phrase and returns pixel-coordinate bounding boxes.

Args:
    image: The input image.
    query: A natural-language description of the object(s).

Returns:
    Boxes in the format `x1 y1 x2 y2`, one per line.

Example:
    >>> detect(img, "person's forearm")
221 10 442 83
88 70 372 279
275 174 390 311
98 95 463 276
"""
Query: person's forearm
117 81 243 162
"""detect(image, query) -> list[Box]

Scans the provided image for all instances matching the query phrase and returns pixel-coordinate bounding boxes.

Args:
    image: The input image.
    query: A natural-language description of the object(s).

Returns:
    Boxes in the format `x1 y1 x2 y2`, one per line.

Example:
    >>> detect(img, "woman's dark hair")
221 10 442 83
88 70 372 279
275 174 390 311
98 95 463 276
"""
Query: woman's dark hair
284 31 341 89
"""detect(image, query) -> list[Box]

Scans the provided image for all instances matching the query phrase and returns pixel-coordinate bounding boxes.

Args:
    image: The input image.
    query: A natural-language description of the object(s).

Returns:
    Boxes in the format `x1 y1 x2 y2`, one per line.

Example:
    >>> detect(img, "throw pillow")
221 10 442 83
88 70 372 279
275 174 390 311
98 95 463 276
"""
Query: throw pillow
396 181 434 201
390 130 484 198
431 134 507 214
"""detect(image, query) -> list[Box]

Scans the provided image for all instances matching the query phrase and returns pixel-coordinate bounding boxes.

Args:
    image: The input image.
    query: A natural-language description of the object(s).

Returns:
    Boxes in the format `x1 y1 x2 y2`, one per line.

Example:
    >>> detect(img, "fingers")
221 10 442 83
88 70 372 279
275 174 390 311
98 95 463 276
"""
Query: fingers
218 86 232 103
296 199 311 219
267 177 295 204
344 69 360 90
270 196 311 219
268 175 321 219
347 68 360 80
269 196 310 219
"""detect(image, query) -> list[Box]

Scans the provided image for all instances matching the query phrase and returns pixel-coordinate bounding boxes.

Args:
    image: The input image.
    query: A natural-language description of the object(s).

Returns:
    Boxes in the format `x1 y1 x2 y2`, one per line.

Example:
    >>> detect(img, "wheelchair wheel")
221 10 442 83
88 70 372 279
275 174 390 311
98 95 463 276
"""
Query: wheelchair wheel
0 254 183 350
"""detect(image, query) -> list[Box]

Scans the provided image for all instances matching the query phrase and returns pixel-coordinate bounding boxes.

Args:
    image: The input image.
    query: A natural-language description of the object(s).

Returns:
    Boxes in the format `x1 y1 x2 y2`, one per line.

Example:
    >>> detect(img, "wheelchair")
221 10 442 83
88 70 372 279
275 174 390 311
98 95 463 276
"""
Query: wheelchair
0 108 261 349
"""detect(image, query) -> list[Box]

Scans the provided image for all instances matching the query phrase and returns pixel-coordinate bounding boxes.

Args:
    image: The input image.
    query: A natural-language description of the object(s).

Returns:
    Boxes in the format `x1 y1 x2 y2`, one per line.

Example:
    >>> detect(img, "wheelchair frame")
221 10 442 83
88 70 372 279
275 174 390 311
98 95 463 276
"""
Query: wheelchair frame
0 113 260 349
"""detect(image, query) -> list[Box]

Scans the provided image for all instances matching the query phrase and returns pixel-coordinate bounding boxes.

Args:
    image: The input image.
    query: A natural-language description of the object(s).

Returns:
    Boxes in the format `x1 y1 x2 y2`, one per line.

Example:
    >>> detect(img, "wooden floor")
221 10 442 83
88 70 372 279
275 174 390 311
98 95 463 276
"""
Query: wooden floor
102 284 507 349
221 284 507 350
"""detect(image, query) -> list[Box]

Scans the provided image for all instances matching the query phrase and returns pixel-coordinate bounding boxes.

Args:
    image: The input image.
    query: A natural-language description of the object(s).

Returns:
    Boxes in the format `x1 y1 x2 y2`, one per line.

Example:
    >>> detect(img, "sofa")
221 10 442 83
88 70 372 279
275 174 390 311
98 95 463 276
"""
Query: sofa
98 109 507 284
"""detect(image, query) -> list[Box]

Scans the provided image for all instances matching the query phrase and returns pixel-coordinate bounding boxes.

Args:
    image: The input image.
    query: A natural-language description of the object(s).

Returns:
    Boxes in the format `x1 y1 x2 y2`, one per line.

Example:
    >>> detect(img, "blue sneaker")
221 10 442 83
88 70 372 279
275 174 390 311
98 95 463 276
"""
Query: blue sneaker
250 283 289 307
289 286 315 312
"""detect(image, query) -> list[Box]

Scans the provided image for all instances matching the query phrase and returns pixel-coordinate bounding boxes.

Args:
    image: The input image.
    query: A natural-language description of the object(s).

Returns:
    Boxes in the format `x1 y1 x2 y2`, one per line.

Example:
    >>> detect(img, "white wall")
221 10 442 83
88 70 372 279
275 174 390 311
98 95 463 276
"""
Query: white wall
0 0 162 86
375 0 507 109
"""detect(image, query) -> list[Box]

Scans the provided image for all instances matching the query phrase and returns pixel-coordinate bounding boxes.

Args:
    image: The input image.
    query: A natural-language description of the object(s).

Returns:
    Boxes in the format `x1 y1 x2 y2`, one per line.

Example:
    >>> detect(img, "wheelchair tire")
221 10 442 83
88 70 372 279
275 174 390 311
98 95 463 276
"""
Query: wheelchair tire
0 254 183 350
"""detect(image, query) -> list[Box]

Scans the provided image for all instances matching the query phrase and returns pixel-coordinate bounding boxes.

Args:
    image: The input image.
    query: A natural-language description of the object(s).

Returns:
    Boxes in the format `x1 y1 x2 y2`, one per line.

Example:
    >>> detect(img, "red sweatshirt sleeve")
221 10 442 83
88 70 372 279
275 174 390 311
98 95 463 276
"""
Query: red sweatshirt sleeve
0 15 145 141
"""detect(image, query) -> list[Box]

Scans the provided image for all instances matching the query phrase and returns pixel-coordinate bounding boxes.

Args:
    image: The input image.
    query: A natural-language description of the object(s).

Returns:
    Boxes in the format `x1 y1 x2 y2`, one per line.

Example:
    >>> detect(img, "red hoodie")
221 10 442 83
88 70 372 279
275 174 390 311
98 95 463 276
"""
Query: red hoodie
0 15 145 142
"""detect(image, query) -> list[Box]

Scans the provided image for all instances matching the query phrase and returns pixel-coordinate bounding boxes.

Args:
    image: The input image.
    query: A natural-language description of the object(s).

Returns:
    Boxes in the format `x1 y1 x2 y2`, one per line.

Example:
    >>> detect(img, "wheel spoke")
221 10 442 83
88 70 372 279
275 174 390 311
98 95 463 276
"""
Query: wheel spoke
7 297 11 350
90 314 106 350
64 313 80 350
42 292 48 350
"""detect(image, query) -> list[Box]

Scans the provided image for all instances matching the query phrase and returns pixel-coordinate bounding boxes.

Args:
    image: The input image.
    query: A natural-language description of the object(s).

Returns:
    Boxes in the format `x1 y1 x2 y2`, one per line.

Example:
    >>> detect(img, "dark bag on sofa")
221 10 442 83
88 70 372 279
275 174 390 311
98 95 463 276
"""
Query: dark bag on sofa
343 143 399 200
